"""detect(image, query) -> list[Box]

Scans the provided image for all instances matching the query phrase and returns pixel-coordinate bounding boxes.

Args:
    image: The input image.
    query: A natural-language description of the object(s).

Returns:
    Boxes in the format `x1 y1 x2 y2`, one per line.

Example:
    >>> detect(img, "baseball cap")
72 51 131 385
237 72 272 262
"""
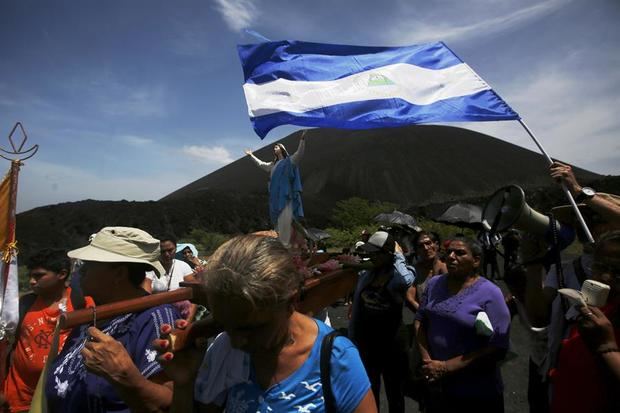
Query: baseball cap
68 226 165 277
359 231 395 254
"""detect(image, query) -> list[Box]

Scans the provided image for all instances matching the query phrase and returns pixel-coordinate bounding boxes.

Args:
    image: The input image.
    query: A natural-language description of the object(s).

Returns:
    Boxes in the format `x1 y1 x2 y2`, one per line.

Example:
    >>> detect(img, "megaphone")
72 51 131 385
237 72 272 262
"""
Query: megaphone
482 185 554 237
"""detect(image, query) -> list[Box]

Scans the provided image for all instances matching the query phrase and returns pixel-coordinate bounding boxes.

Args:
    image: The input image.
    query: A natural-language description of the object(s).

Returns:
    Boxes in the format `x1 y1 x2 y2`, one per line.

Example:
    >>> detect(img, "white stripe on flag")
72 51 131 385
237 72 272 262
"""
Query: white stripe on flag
243 62 490 117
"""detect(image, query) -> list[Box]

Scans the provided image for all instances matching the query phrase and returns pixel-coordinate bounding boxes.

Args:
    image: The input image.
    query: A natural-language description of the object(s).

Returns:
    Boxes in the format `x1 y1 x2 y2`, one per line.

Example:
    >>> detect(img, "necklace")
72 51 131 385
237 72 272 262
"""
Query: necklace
165 260 176 291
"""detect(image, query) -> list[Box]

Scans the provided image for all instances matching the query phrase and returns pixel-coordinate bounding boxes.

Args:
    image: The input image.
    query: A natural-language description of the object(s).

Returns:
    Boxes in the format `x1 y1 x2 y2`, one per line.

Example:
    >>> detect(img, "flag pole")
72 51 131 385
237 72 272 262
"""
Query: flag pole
0 161 20 319
518 119 595 243
0 122 38 384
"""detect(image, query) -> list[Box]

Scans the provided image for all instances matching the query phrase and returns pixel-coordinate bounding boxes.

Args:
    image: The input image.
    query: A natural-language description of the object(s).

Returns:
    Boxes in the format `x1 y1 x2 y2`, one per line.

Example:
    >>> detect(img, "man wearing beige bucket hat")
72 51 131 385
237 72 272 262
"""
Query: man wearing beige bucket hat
44 227 180 413
69 226 166 276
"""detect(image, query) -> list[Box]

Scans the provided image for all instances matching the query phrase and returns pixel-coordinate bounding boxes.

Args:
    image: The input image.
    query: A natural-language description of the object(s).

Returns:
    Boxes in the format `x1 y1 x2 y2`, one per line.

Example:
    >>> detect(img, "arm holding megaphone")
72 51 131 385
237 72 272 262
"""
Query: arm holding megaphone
521 234 557 328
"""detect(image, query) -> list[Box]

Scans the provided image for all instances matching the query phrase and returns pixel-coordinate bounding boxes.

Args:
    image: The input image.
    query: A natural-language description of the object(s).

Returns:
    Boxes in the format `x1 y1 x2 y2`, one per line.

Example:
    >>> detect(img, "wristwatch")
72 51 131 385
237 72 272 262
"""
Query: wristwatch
575 187 596 203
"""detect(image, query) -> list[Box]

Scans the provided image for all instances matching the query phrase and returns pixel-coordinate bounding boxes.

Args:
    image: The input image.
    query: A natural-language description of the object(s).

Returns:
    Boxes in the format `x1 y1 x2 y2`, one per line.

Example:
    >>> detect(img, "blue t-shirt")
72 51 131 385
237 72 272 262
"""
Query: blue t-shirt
202 320 370 413
45 304 180 413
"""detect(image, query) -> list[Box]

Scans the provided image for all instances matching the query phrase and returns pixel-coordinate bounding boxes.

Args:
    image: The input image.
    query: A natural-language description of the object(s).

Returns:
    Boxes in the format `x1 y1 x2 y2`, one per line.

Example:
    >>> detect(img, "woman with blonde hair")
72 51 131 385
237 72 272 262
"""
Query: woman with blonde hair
157 234 377 413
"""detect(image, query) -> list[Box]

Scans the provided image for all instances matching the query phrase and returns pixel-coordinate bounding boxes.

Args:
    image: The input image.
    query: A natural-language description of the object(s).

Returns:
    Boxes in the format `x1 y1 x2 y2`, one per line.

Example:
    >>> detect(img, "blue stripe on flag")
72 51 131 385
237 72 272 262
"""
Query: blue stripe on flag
238 41 462 84
249 90 518 138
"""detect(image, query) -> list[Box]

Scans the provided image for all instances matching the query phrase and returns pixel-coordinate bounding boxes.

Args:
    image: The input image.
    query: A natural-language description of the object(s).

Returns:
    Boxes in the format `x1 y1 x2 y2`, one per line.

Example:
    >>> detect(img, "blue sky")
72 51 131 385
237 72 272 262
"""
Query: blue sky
1 0 618 212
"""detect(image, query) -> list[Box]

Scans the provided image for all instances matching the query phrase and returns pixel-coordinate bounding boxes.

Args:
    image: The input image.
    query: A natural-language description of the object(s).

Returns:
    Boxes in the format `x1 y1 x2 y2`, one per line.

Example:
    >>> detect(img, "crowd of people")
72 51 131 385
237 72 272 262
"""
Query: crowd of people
0 154 619 412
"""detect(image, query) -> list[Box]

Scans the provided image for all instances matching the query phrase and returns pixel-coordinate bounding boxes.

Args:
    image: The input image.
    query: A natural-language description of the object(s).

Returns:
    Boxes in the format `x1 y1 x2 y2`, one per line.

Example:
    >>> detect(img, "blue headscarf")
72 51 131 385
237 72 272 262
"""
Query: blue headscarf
175 243 199 260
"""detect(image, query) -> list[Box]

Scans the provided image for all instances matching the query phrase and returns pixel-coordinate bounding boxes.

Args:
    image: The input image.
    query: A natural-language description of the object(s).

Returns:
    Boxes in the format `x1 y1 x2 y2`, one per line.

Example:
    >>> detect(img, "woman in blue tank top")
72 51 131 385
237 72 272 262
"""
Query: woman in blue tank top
156 234 377 413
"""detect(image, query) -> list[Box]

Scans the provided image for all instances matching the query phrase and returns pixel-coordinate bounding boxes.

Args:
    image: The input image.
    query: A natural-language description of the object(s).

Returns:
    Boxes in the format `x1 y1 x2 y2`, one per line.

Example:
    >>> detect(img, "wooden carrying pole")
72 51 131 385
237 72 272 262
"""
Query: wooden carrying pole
59 268 358 331
59 287 193 329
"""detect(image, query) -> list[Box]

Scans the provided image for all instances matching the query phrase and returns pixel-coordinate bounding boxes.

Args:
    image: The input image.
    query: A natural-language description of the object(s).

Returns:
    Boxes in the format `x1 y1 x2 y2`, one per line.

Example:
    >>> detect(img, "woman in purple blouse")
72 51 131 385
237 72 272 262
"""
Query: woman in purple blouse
415 237 511 413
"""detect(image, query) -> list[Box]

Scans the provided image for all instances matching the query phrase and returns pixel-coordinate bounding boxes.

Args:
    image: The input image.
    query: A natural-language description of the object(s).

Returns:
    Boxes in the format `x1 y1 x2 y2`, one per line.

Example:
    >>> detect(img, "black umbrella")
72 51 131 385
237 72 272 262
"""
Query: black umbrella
374 210 420 232
305 227 331 242
435 203 483 228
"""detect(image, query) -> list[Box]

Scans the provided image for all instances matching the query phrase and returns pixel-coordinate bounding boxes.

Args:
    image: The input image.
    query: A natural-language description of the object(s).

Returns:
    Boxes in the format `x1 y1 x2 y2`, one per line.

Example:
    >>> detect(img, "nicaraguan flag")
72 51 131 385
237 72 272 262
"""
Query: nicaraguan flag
238 40 520 138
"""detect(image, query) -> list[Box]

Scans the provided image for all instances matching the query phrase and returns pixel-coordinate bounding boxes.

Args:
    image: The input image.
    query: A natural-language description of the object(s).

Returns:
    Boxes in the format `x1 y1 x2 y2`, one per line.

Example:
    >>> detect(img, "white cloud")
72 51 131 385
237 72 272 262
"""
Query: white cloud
120 135 153 146
384 0 571 44
451 55 620 175
213 0 259 32
181 144 234 164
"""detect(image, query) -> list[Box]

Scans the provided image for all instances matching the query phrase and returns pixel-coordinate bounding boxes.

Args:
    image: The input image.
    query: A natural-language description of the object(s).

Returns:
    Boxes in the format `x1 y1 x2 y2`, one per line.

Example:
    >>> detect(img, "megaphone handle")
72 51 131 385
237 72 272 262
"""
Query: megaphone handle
518 119 595 243
488 189 510 235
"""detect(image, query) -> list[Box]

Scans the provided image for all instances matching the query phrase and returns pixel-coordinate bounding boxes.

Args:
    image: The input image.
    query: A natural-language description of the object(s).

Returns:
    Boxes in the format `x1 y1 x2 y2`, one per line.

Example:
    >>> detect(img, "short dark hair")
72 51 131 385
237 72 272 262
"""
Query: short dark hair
449 236 483 258
27 249 71 274
159 234 177 246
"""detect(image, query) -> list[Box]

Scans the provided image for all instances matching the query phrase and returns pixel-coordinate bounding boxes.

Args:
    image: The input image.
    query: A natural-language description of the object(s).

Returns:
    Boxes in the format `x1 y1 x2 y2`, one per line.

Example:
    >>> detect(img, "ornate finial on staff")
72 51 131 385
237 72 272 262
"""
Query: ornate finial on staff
0 122 36 342
0 122 39 162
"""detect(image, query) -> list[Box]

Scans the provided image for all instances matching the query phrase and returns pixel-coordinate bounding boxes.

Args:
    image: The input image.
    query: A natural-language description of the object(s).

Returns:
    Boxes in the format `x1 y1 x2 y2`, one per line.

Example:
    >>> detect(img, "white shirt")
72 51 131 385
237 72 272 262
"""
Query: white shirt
146 259 193 293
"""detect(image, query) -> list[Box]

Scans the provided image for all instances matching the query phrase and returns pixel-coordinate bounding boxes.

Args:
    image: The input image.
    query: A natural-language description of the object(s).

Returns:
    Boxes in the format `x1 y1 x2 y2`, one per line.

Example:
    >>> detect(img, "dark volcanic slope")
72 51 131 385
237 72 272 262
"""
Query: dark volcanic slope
163 125 600 207
16 125 608 262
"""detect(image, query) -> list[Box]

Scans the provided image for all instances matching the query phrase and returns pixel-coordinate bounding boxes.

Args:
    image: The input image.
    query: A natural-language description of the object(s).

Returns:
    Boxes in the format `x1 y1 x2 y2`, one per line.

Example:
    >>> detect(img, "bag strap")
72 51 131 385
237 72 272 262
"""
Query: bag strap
13 293 38 349
547 213 569 314
320 330 342 413
572 256 588 286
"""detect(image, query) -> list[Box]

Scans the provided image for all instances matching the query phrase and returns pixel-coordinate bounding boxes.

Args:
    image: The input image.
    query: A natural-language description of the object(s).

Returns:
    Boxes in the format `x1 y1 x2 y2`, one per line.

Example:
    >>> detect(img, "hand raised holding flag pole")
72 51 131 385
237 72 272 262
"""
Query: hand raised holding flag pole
518 119 594 243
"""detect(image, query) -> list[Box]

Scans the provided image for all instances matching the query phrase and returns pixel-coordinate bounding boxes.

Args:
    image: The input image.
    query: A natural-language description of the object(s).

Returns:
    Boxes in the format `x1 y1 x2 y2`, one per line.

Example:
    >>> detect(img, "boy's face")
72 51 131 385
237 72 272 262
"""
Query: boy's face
29 266 66 294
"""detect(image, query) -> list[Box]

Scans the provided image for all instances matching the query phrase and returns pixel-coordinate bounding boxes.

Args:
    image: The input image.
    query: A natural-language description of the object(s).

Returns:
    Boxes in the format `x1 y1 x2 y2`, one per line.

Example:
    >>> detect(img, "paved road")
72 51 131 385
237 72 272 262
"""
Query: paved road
327 280 529 412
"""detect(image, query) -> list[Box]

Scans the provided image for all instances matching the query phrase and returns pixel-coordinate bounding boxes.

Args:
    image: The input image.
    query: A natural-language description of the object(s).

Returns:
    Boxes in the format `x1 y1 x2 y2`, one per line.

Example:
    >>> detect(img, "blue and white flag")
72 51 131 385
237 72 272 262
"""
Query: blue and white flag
237 40 520 138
